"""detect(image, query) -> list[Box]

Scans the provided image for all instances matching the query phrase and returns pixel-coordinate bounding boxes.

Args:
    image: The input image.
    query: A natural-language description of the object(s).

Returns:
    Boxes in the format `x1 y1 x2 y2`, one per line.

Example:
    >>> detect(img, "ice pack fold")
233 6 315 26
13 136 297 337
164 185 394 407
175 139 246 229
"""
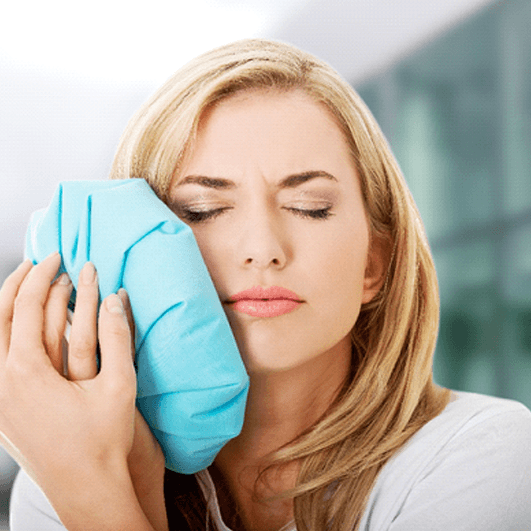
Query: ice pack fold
24 179 249 474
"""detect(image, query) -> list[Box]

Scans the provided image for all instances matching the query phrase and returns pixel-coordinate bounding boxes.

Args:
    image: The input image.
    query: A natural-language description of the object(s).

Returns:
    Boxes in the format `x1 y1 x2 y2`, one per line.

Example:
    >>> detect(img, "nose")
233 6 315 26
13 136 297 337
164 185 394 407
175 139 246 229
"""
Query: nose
238 210 288 270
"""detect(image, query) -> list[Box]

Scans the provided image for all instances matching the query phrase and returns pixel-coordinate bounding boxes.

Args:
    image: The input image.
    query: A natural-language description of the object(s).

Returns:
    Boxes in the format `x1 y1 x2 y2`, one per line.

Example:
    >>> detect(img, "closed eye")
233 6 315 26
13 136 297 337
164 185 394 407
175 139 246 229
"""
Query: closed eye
176 207 232 223
284 207 334 220
173 205 334 223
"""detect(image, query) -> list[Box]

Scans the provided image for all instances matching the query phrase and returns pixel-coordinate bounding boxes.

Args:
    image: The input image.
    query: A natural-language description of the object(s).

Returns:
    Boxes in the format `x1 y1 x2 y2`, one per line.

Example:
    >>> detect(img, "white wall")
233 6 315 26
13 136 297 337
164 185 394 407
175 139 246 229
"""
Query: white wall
273 0 500 84
0 69 155 278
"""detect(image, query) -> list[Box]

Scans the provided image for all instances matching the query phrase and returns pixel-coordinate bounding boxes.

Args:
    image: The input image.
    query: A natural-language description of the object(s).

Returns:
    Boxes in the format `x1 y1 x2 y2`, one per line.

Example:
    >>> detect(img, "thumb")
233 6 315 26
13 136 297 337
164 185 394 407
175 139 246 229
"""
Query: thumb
97 294 136 387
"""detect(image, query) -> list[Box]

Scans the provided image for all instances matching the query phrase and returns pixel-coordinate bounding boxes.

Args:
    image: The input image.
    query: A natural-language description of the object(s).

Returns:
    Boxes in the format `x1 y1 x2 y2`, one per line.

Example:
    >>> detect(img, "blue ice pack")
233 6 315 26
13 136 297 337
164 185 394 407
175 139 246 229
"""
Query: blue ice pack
25 179 249 474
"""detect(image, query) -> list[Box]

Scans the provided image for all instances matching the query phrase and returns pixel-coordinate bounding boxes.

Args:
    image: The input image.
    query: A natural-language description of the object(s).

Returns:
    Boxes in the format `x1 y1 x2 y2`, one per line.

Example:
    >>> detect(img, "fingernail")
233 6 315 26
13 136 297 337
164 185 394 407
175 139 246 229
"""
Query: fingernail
58 273 72 286
117 288 130 307
106 293 125 315
80 262 97 285
46 251 61 261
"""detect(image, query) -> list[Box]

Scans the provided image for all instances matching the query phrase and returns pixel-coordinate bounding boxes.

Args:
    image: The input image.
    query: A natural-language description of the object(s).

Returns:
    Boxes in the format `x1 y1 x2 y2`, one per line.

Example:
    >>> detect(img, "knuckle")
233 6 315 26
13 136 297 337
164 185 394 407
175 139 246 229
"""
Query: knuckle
48 282 69 302
69 336 96 358
13 292 33 314
70 321 97 352
101 321 131 347
108 319 131 336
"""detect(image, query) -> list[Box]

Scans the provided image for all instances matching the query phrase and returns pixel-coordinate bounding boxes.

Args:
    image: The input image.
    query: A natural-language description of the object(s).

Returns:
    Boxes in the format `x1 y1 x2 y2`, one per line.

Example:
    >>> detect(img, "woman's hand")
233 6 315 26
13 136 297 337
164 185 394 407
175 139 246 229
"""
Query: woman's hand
0 253 165 530
51 264 167 531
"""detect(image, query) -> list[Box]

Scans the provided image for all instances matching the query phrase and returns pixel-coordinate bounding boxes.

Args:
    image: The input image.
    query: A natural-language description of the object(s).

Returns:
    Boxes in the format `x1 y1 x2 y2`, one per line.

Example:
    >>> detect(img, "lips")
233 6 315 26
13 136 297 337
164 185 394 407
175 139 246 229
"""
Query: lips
227 286 303 318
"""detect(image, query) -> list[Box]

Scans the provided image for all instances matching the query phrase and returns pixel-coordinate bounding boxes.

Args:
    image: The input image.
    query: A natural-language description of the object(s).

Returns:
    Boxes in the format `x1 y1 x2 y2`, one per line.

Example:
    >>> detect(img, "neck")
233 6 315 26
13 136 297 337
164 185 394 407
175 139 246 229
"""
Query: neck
210 338 352 531
215 336 352 476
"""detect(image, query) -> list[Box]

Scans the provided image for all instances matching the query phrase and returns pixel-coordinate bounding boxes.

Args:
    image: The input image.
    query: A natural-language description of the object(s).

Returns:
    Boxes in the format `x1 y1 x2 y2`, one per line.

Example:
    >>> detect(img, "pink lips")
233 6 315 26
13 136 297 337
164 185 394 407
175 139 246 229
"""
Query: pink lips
227 286 303 318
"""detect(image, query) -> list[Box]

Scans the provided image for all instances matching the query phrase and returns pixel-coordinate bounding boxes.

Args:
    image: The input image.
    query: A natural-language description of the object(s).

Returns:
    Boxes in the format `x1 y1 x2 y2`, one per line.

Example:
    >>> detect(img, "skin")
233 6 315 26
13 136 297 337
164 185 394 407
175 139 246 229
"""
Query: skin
0 89 386 531
170 89 386 530
0 255 166 531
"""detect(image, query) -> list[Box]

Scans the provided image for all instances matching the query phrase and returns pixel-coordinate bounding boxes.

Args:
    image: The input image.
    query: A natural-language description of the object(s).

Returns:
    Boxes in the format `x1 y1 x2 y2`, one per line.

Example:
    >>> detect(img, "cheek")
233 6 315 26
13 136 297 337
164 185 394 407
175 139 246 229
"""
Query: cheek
310 227 369 323
188 228 225 287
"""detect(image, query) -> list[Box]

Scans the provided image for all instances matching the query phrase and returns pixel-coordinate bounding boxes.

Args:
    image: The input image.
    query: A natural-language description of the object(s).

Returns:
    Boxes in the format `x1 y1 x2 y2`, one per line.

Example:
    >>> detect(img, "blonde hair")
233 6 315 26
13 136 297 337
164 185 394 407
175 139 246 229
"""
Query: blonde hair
111 39 450 530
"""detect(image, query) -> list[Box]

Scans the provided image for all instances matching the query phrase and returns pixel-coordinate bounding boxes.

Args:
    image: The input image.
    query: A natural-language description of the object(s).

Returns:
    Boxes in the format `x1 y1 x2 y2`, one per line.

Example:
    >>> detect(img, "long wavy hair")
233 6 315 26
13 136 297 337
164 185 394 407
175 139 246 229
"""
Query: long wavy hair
110 38 450 531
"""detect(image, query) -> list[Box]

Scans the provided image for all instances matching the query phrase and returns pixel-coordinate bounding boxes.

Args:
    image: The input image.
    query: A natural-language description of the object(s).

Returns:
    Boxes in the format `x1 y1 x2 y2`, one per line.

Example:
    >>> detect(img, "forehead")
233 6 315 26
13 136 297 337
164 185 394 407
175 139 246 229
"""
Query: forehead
183 89 355 179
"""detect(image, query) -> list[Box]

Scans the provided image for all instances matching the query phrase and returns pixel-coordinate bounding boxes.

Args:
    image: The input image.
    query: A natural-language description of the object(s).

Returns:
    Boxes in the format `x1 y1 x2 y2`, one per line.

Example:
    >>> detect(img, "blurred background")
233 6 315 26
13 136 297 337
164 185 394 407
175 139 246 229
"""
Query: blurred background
1 0 529 527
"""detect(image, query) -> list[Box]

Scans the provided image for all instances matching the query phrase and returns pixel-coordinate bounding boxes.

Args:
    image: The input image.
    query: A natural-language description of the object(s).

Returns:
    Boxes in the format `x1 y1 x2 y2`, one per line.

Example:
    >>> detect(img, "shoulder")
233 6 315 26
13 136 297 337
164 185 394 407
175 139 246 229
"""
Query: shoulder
359 391 531 531
9 468 66 531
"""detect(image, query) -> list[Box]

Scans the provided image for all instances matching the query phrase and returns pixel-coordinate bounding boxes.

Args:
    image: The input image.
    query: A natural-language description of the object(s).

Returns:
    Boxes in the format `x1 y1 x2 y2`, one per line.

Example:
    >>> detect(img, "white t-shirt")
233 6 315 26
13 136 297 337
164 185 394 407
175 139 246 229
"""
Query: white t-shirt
9 391 531 530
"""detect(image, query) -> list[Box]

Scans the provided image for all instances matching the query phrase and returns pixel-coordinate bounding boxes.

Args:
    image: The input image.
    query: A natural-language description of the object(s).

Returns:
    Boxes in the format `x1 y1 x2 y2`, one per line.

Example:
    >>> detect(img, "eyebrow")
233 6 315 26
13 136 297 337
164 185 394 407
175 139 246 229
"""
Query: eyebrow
279 170 338 188
176 170 338 190
177 175 236 189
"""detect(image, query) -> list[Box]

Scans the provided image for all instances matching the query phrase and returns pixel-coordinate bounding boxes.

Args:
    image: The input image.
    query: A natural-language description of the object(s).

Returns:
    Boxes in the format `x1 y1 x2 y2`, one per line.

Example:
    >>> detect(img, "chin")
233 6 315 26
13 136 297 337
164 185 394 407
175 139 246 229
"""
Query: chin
235 341 297 373
241 344 327 376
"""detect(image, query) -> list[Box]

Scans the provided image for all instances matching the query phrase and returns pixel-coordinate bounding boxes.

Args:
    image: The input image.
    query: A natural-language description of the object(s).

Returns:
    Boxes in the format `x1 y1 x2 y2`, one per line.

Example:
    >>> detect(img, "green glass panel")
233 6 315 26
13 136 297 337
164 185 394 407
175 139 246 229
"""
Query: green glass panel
357 83 382 124
501 224 531 407
356 0 531 407
393 11 498 241
501 0 531 215
432 240 497 394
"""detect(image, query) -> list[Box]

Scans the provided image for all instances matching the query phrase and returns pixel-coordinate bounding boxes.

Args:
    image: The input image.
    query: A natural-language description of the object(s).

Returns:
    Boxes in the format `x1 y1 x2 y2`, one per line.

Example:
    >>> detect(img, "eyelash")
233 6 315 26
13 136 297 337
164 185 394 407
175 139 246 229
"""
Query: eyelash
177 207 229 223
283 207 334 220
177 206 334 224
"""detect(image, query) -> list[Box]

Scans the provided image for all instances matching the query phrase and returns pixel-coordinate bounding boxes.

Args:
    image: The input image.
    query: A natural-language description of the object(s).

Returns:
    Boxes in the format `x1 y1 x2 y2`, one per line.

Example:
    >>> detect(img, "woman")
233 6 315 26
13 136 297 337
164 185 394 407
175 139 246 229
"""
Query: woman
3 39 531 531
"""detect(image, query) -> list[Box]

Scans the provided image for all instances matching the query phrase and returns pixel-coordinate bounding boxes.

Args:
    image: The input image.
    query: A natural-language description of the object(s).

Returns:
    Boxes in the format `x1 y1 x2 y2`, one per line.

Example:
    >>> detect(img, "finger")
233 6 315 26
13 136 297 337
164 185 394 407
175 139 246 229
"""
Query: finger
98 294 136 391
117 288 135 362
0 260 34 358
9 253 62 363
43 273 73 374
68 262 99 380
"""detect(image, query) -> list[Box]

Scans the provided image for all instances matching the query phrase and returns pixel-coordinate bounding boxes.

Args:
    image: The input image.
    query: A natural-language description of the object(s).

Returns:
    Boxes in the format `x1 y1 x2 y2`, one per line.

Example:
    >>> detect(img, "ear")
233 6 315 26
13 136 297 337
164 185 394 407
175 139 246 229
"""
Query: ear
361 234 392 305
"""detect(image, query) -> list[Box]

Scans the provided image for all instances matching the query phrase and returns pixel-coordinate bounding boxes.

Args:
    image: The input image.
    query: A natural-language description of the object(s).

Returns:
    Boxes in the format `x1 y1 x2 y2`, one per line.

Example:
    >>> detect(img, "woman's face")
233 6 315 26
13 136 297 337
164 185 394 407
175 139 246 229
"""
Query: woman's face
170 89 382 374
